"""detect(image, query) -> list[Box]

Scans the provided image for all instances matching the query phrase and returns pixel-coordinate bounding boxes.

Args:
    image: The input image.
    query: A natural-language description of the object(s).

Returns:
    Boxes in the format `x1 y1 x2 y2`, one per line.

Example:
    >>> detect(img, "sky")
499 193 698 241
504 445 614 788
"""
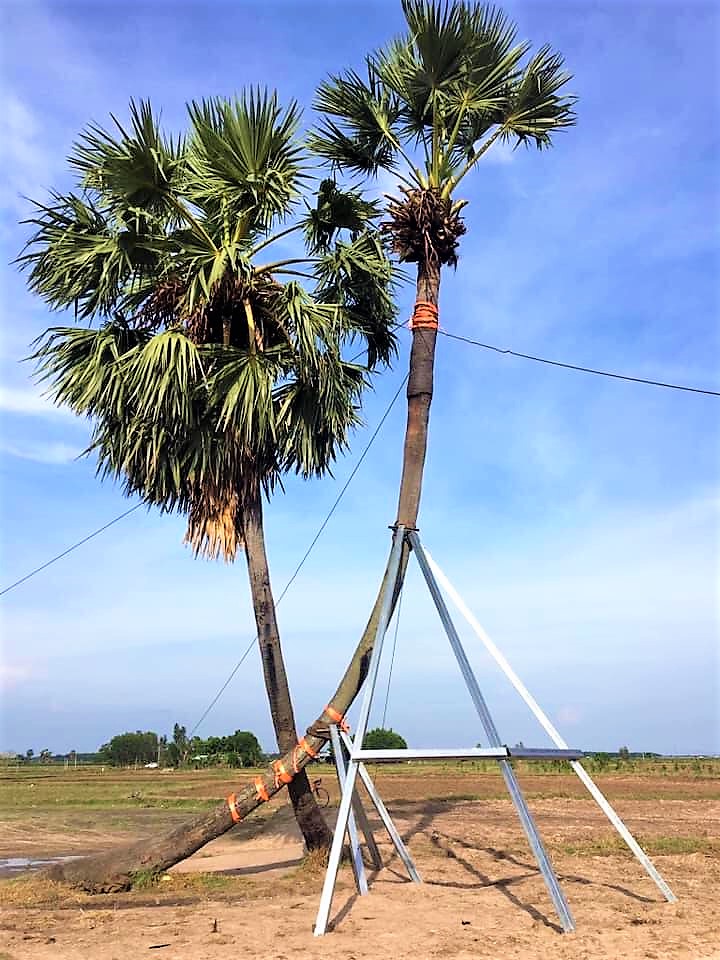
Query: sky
0 0 718 759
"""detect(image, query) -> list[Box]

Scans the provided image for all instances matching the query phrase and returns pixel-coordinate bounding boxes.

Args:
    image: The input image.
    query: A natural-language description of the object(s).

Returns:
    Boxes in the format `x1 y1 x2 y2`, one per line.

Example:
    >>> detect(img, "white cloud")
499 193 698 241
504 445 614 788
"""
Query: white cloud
0 662 32 690
557 705 582 726
0 440 82 464
0 94 51 217
0 385 77 420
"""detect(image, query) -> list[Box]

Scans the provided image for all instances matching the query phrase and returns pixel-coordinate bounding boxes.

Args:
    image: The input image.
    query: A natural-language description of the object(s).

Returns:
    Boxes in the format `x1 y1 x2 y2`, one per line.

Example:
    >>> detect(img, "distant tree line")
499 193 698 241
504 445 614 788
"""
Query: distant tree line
95 724 264 768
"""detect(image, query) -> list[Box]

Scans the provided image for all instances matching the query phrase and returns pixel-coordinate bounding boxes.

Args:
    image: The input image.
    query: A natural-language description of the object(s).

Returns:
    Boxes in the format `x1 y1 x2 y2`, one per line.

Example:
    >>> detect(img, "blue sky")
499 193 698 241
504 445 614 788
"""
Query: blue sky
1 0 718 758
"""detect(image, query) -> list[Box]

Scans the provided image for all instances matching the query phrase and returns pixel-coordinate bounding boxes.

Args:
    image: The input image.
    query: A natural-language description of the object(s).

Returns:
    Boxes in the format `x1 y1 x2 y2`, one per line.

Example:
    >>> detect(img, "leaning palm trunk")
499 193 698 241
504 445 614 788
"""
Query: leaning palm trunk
241 479 332 851
44 262 439 891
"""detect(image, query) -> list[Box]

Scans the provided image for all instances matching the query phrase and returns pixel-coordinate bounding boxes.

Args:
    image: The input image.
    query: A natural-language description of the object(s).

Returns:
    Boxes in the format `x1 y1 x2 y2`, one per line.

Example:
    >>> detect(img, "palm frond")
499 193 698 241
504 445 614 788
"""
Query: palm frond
311 1 577 198
17 192 160 318
186 90 305 231
69 100 184 221
20 88 399 563
500 44 577 148
303 178 381 253
314 231 398 367
276 357 365 478
310 66 404 177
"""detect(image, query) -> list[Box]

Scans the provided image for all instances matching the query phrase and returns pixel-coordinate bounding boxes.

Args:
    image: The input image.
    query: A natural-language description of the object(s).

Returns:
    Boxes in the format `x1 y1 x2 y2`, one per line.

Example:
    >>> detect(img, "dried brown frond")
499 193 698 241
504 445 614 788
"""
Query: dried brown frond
184 487 243 561
137 274 292 350
383 187 466 267
136 278 187 331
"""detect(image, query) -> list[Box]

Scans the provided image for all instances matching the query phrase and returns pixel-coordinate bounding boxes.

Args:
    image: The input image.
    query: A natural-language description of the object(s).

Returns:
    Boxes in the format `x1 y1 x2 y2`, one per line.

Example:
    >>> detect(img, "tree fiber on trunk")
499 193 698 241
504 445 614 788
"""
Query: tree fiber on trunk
45 260 440 891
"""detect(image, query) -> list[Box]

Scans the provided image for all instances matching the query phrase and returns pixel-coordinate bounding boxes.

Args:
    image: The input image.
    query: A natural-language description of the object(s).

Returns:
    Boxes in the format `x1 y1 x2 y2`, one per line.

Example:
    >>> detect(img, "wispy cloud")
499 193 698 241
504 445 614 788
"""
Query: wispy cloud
0 94 52 218
0 440 83 464
0 385 77 420
0 662 33 690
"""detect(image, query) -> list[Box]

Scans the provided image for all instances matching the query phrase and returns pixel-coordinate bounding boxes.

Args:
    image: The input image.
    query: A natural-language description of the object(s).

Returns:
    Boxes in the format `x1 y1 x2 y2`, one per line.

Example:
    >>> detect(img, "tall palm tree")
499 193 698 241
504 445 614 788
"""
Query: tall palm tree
307 0 576 732
19 93 396 852
35 1 577 891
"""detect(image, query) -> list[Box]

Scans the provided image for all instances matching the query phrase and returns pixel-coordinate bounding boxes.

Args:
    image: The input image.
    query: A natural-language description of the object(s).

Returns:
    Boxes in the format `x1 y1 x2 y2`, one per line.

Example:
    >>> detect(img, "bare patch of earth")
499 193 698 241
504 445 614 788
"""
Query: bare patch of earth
1 791 718 959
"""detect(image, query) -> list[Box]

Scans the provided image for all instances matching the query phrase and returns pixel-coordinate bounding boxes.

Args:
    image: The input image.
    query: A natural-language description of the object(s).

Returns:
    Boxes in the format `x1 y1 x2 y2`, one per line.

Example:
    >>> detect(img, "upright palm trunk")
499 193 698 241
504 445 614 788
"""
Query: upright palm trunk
45 259 442 890
312 257 441 720
241 479 332 852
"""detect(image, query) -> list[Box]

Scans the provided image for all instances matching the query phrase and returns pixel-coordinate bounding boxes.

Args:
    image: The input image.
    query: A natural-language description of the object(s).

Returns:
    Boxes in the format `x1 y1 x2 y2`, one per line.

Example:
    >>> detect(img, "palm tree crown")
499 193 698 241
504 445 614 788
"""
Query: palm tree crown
19 93 397 558
310 0 576 265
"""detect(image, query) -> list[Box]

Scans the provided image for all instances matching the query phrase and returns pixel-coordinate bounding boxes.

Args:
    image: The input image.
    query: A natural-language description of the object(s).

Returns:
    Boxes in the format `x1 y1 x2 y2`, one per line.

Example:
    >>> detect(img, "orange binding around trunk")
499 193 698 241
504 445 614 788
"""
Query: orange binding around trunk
292 736 318 773
226 792 241 822
325 705 350 733
272 759 293 789
409 300 438 330
254 777 270 803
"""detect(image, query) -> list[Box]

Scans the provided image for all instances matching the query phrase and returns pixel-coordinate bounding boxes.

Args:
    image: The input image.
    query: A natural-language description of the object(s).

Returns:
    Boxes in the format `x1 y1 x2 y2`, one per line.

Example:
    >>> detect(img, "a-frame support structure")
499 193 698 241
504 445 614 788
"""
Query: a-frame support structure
314 525 676 936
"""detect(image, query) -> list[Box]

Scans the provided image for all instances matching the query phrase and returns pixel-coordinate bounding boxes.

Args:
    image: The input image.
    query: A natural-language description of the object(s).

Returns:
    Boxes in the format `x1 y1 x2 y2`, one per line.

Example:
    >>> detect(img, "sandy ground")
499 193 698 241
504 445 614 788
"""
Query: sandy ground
1 787 719 960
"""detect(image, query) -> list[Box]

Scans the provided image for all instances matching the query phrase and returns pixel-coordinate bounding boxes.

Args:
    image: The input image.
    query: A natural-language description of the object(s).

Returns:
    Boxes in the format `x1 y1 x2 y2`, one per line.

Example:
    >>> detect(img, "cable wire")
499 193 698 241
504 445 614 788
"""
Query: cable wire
381 581 403 730
188 371 409 736
0 503 144 598
438 329 720 397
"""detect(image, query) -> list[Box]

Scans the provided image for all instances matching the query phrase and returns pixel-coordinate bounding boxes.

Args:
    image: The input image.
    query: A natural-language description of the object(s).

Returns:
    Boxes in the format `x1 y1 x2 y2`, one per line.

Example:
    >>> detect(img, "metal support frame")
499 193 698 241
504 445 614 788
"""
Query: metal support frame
313 525 676 937
328 722 382 875
409 531 575 933
421 545 677 905
314 526 407 936
328 722 368 894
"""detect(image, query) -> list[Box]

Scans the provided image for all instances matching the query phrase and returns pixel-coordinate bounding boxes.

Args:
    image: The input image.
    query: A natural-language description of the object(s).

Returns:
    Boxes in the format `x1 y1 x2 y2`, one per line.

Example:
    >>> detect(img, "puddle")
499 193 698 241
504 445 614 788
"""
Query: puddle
0 855 81 876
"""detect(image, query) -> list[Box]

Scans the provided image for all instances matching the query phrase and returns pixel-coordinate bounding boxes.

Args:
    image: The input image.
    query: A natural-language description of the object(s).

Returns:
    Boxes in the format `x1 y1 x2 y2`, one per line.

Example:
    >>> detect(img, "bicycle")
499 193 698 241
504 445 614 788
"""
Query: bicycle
311 777 330 807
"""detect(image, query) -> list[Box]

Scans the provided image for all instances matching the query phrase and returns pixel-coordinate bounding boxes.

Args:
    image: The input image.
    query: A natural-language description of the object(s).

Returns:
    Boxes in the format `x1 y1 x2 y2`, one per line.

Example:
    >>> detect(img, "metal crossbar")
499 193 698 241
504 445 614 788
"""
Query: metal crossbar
313 526 676 937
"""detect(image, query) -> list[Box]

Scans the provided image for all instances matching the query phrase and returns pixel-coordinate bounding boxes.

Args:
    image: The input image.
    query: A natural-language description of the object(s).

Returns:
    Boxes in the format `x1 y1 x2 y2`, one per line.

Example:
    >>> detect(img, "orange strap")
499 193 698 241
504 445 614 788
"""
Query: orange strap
325 705 349 733
292 737 318 773
299 736 318 758
272 759 293 789
226 792 241 823
409 300 438 330
254 777 270 803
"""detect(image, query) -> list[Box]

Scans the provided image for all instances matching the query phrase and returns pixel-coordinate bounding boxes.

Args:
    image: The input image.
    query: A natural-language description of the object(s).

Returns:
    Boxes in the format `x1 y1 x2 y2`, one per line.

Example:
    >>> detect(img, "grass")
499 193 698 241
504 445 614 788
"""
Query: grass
558 835 719 857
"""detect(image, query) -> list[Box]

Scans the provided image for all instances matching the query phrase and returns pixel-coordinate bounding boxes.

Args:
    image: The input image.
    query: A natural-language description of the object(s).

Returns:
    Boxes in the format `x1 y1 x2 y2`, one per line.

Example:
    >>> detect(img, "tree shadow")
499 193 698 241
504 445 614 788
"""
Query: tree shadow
427 832 562 931
434 830 658 905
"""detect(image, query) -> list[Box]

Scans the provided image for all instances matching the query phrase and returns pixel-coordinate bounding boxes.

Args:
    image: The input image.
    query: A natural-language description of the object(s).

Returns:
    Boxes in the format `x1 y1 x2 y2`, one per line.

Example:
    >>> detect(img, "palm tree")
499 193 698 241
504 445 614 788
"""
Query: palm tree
306 0 576 733
34 0 577 892
19 93 396 853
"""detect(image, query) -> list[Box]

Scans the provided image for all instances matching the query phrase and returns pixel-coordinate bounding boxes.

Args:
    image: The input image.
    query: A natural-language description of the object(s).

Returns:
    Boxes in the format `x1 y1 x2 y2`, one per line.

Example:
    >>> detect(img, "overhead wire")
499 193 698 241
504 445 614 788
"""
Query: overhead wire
0 503 144 598
0 324 408 601
437 328 720 397
5 321 712 600
381 581 403 730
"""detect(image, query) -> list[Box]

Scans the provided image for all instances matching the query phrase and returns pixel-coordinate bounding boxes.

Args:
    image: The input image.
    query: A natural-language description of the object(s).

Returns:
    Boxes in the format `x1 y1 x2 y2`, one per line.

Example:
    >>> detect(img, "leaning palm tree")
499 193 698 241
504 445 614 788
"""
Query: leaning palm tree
19 93 396 854
34 0 576 892
305 0 576 735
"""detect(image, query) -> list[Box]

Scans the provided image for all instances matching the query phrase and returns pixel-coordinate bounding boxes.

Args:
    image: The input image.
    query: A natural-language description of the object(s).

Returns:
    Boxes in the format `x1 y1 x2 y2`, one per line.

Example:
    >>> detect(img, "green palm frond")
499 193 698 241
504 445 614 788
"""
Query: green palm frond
70 99 184 222
186 90 305 231
20 88 398 561
314 231 398 367
17 192 160 318
31 322 148 418
500 44 576 148
310 66 408 179
208 345 285 444
310 1 576 197
276 357 365 478
126 329 206 424
303 178 381 253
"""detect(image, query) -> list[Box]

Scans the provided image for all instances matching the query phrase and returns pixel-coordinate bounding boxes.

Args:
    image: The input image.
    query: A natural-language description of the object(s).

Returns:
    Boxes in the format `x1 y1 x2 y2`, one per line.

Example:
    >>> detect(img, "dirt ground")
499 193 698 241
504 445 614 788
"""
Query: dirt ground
1 769 718 960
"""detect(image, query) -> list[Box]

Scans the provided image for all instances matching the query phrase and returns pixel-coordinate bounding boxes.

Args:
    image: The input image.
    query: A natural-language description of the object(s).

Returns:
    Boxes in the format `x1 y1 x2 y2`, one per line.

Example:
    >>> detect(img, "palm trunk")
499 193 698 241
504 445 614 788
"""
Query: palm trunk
311 256 441 722
241 478 332 852
45 258 441 891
